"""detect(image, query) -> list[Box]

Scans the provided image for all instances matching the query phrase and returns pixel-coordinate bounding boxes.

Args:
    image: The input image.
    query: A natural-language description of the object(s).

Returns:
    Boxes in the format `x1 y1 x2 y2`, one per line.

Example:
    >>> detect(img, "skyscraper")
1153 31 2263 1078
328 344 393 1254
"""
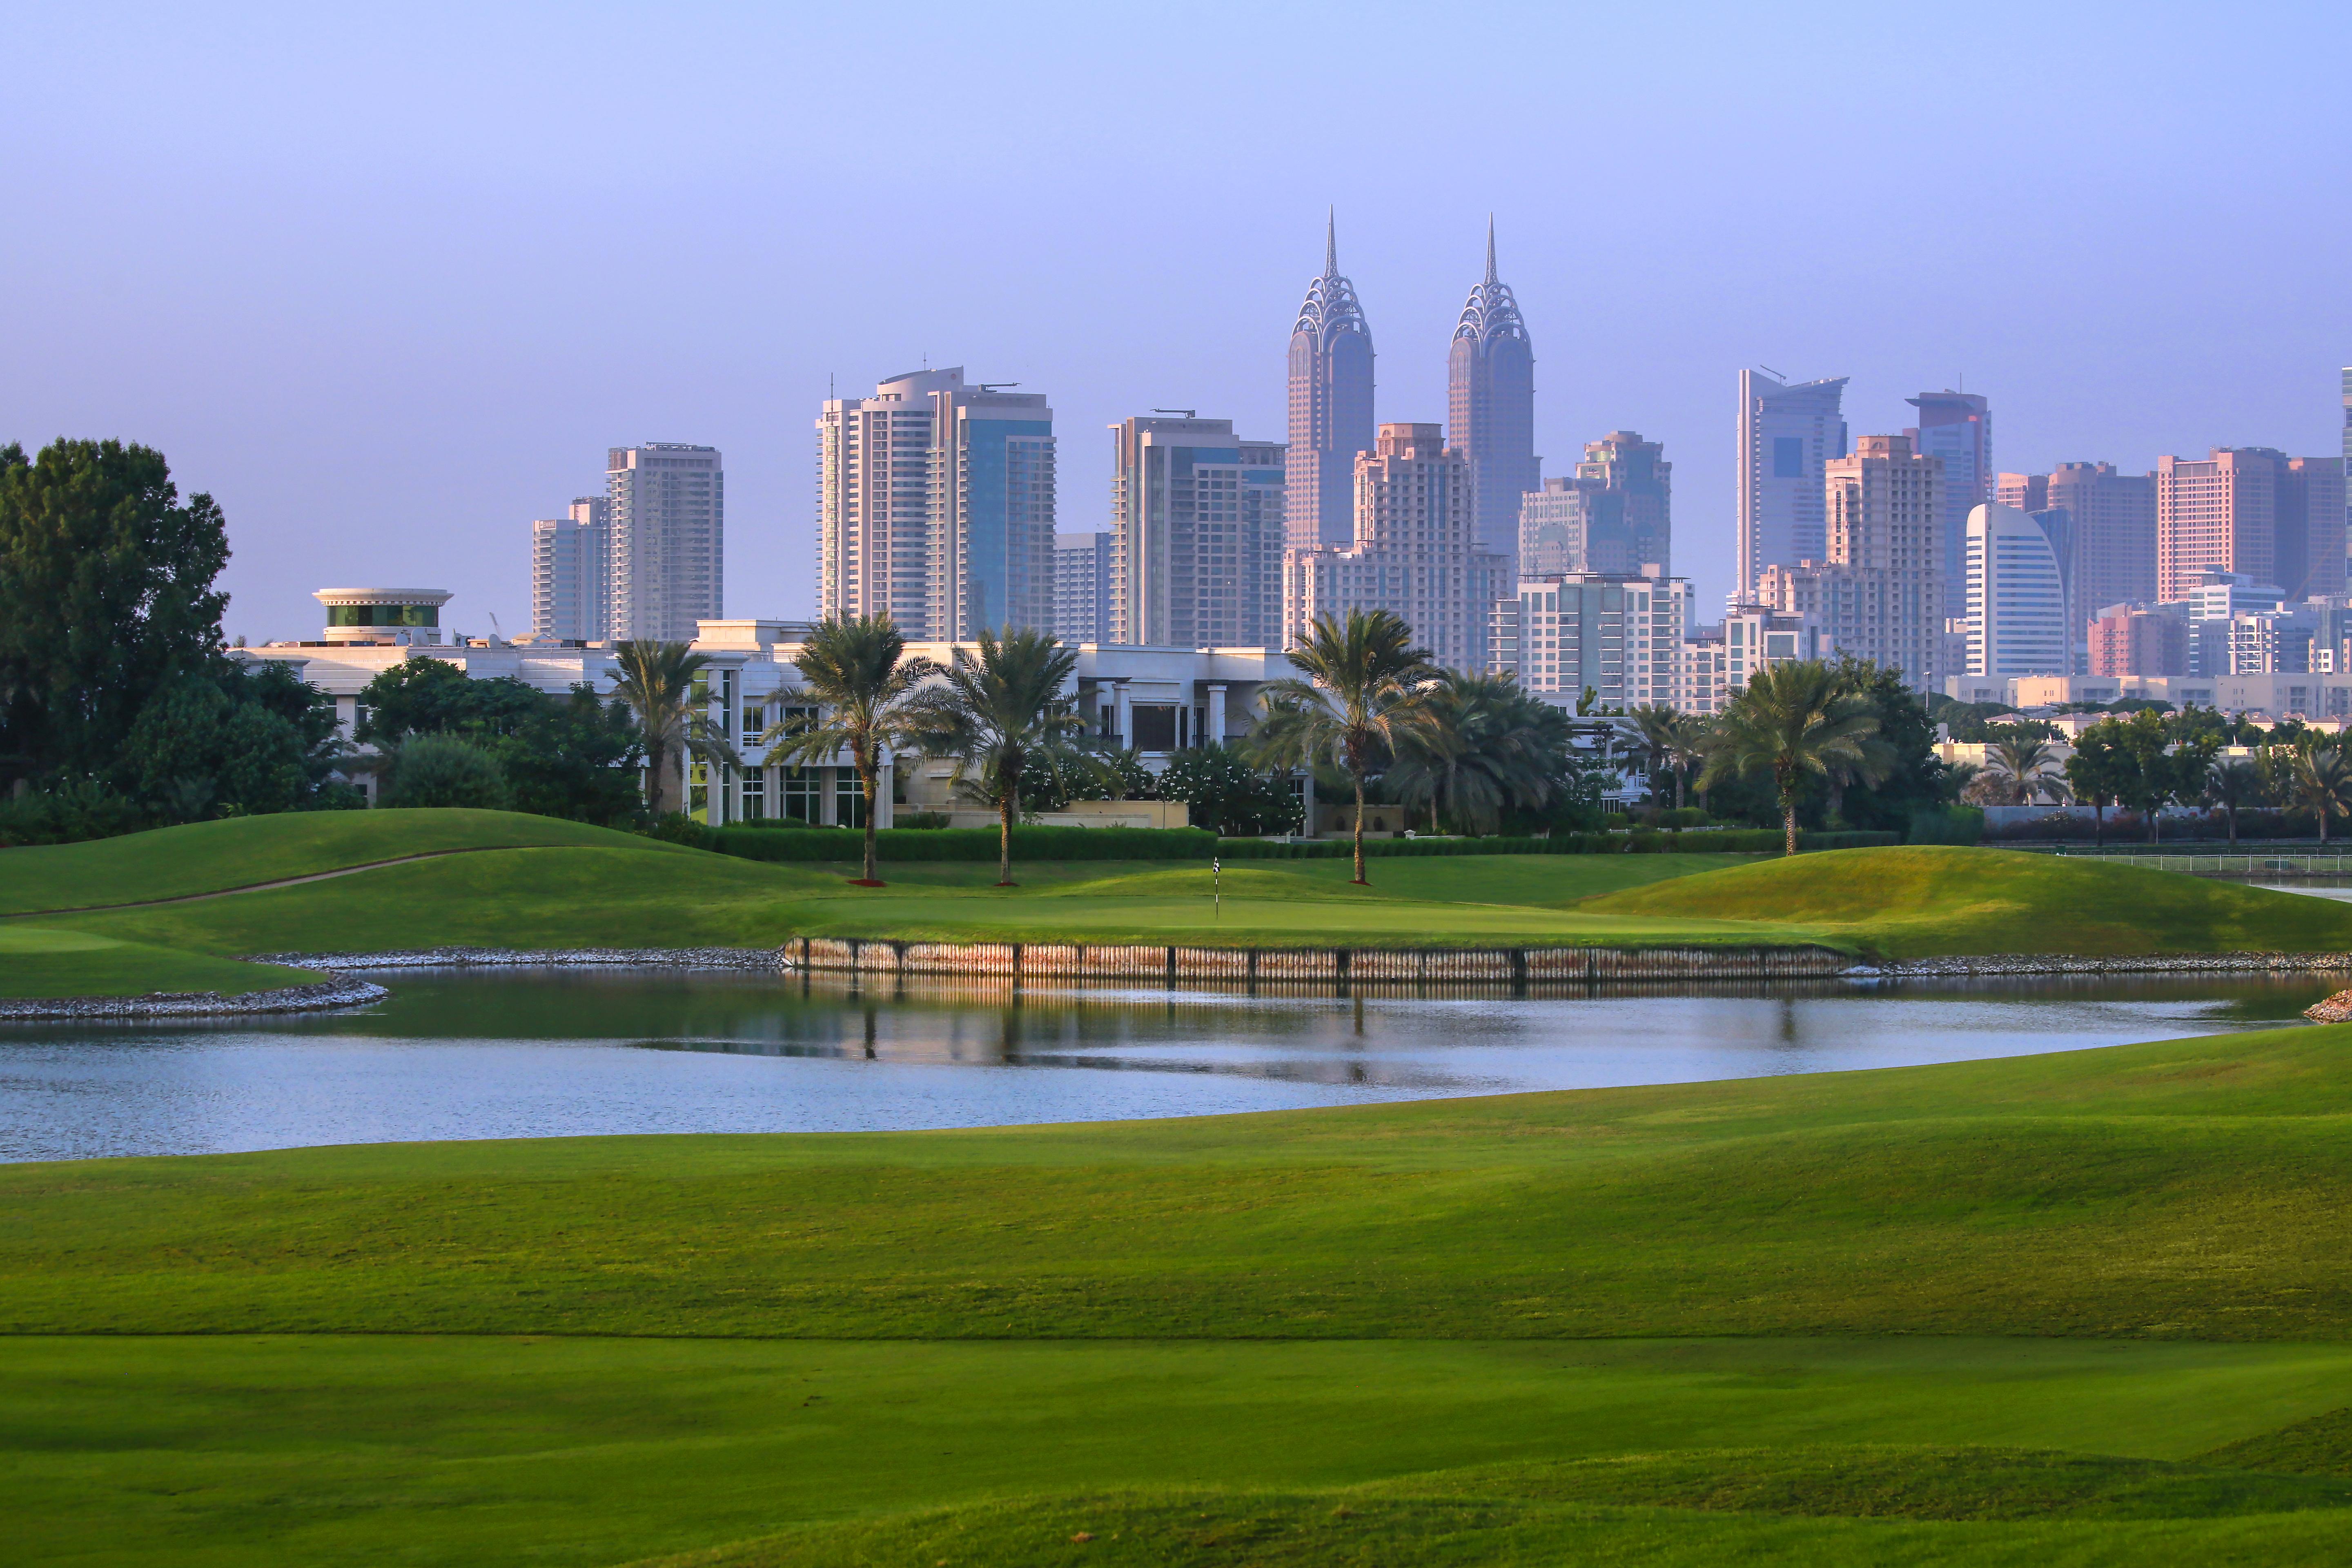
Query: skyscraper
529 494 609 641
1517 430 1670 579
1285 214 1375 550
816 368 1057 639
1965 502 2070 677
2157 448 2281 604
2277 456 2347 601
1107 416 1285 647
606 443 722 642
1448 222 1538 562
1736 370 1849 594
1284 423 1509 673
1906 390 1991 619
1757 433 1944 690
1052 531 1110 645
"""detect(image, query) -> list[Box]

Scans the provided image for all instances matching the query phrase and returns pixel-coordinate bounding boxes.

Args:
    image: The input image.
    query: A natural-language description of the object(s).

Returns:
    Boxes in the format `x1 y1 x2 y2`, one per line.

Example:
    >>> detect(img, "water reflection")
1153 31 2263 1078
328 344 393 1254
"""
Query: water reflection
0 967 2330 1163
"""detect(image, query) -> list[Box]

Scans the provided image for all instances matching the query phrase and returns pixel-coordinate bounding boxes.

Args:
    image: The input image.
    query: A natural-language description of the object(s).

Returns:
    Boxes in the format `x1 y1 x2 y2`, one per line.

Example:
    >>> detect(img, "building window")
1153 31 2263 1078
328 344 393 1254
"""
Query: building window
780 766 823 824
742 768 766 820
836 768 868 829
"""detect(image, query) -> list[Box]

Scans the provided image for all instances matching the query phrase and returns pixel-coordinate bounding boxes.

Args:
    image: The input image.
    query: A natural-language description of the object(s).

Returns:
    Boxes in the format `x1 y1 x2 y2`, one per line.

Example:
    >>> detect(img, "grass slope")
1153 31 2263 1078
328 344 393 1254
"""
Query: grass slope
10 1022 2352 1340
0 808 683 916
1581 844 2352 959
0 927 322 1000
11 1335 2352 1568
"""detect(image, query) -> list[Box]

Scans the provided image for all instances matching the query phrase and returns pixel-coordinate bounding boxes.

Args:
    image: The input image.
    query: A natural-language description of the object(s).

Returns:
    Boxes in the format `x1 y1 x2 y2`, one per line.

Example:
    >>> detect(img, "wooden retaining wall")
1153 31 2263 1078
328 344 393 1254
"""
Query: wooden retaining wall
780 936 1853 983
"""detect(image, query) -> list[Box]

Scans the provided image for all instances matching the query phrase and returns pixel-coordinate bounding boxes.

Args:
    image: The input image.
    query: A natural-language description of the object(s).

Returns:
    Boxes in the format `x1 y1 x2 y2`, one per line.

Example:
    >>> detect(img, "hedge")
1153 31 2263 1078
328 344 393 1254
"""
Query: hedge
709 824 1220 862
1214 829 1900 859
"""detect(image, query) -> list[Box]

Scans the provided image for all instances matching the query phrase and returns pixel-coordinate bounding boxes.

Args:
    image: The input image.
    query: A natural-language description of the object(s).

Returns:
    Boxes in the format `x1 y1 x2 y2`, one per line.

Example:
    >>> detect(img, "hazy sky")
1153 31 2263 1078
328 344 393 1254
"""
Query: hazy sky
7 0 2348 643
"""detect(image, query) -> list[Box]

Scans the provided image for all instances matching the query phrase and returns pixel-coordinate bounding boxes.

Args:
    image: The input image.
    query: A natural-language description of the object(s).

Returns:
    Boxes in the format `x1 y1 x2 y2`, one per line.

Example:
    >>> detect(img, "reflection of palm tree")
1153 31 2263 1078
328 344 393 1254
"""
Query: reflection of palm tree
1245 609 1439 885
1700 660 1880 855
611 640 739 818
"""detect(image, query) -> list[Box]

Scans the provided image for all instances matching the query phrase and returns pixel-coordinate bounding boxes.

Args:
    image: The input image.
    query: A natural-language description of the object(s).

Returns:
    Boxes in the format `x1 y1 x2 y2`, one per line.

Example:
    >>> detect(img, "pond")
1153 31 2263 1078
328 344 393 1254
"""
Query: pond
0 967 2333 1163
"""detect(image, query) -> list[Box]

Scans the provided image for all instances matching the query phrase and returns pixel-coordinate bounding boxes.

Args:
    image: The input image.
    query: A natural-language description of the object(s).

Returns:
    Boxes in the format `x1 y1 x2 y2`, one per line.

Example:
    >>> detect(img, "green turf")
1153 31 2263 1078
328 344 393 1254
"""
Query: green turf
0 807 683 915
1582 844 2352 958
10 1021 2352 1341
0 926 320 999
10 1335 2352 1568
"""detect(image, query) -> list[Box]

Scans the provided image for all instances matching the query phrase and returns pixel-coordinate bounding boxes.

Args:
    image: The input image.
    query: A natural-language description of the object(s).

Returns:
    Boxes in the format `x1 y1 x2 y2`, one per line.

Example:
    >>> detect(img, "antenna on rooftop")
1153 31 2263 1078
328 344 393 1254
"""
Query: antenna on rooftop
1153 408 1197 418
978 383 1021 391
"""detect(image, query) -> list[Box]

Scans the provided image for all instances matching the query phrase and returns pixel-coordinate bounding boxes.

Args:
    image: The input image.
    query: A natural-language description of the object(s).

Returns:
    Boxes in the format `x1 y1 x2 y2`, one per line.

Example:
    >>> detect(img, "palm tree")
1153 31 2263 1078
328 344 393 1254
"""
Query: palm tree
2289 743 2352 845
1663 715 1712 813
1699 660 1881 856
1386 672 1564 835
1626 704 1686 811
1243 608 1439 885
898 626 1094 886
610 640 739 820
1984 728 2062 806
758 614 943 886
2205 756 2260 845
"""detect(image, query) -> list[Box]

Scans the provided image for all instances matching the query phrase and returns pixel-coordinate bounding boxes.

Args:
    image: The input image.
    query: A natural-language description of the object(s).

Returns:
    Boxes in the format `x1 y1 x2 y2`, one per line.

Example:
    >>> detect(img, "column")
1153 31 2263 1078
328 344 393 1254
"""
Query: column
877 756 895 829
1114 682 1133 748
1206 684 1227 746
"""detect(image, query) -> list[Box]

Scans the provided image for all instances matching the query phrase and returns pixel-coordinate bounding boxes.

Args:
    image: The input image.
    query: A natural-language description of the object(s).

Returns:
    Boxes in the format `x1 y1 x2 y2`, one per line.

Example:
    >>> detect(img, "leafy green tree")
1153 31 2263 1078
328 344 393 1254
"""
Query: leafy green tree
118 659 341 818
353 659 543 745
1823 658 1944 835
350 662 641 826
1156 744 1304 837
2065 726 2127 847
0 439 230 786
379 734 510 809
1243 608 1439 884
1699 659 1881 855
900 626 1094 886
758 615 943 885
612 640 738 820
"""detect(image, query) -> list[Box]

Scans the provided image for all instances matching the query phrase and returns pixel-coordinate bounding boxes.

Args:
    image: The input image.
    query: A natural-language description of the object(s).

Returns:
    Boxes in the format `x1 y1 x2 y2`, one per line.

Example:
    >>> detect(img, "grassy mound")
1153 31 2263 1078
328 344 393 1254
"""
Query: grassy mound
11 1021 2352 1340
637 1450 2352 1567
0 927 322 1000
0 808 682 916
1581 844 2352 958
2199 1407 2352 1474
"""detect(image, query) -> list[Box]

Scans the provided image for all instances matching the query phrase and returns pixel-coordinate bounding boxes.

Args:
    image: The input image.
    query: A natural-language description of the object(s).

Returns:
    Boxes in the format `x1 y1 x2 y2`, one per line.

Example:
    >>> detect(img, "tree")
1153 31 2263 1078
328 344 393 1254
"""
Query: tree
0 439 230 786
2105 709 2211 844
117 657 343 819
1661 714 1711 812
351 662 642 825
2289 743 2352 844
757 615 943 885
2206 756 2261 844
2065 726 2126 847
1626 704 1683 807
1242 608 1439 884
1155 744 1303 837
1980 726 2066 806
353 658 542 745
900 626 1094 886
379 734 510 809
1699 659 1881 855
1823 657 1946 835
1386 673 1567 835
610 640 739 820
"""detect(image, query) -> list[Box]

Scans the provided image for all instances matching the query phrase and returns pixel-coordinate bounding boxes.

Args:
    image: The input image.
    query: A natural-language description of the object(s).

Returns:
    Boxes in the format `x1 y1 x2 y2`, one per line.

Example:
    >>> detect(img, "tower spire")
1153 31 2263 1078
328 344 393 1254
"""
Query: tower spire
1325 207 1337 275
1485 216 1497 286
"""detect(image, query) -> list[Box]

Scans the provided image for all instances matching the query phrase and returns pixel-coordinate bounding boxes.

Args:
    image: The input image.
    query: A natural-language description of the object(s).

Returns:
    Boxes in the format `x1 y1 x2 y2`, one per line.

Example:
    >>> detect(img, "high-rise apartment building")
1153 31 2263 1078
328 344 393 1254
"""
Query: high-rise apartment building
1906 390 1991 619
1964 502 2070 677
1448 224 1539 562
1053 531 1110 645
2088 604 2191 678
2157 447 2281 604
1736 370 1849 594
1107 416 1285 647
1486 572 1690 710
1998 463 2158 641
1756 433 1944 690
529 494 609 642
606 444 721 642
2277 456 2347 601
816 368 1056 639
1285 216 1376 550
1517 430 1670 580
1284 423 1509 673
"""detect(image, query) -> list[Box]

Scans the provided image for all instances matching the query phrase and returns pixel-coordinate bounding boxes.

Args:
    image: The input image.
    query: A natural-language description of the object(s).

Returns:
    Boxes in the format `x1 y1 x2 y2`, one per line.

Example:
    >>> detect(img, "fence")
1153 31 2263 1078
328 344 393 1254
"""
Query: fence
2042 851 2352 878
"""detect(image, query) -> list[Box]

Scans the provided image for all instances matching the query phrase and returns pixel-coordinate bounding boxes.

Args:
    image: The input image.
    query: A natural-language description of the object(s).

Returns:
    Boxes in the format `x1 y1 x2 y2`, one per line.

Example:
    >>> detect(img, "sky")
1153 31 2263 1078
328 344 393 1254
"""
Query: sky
5 0 2348 644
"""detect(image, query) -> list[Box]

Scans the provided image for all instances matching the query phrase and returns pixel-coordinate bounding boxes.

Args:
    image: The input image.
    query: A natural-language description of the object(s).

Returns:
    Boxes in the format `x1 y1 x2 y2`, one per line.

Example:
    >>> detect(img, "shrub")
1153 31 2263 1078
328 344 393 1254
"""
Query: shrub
641 813 717 849
895 811 952 830
712 825 1217 863
378 735 510 810
0 779 154 847
1907 805 1984 846
1212 829 1896 859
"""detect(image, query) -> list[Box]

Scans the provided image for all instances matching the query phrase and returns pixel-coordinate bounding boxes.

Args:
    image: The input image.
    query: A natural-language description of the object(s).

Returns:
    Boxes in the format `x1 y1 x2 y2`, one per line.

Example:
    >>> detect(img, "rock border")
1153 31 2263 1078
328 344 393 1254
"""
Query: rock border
1864 952 2352 978
0 977 390 1023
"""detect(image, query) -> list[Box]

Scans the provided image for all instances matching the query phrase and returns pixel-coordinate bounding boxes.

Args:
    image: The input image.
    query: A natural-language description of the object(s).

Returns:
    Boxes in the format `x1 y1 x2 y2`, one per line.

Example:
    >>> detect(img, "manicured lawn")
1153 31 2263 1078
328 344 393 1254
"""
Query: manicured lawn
7 1335 2352 1568
0 926 319 1000
10 1022 2352 1341
0 808 681 916
1583 844 2352 959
